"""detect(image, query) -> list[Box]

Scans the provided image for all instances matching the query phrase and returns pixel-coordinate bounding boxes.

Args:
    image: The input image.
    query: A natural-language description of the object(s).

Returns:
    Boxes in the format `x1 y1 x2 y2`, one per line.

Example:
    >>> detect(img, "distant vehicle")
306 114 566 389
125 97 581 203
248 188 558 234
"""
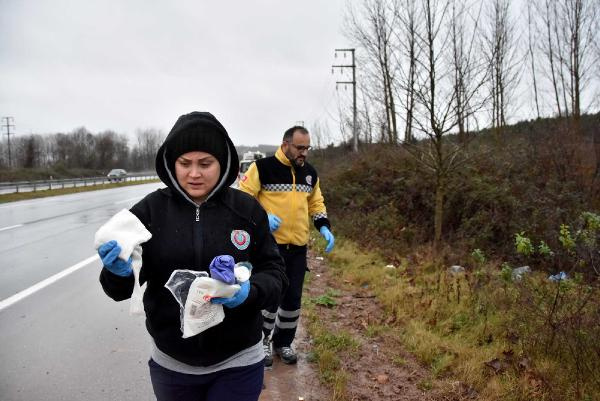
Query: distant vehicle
239 151 265 177
241 150 266 161
232 151 265 188
107 168 127 182
239 159 254 175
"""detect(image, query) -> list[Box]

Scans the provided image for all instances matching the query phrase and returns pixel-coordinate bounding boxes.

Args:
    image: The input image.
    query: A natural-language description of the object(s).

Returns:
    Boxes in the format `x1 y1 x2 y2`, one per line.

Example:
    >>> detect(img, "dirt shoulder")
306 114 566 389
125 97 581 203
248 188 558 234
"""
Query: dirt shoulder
261 251 463 401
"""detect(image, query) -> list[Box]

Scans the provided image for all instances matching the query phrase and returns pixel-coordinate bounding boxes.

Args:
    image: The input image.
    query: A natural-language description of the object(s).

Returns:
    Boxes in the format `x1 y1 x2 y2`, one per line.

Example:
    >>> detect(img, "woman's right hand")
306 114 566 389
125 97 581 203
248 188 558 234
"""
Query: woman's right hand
98 240 133 277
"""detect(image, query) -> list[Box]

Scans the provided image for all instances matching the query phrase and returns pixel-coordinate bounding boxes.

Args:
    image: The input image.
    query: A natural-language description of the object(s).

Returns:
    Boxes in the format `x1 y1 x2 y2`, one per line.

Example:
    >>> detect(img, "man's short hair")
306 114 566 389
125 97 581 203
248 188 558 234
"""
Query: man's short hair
283 126 309 142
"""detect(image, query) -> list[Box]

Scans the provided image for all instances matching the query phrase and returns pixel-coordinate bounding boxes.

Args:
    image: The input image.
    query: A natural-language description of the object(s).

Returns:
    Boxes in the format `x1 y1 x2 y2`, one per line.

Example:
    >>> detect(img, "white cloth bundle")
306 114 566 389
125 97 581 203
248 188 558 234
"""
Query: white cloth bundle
94 209 152 315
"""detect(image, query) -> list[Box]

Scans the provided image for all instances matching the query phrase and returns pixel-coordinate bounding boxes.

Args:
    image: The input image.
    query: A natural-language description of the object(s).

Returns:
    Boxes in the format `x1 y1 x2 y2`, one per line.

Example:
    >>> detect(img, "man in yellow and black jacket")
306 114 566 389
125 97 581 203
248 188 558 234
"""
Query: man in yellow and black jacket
239 125 335 366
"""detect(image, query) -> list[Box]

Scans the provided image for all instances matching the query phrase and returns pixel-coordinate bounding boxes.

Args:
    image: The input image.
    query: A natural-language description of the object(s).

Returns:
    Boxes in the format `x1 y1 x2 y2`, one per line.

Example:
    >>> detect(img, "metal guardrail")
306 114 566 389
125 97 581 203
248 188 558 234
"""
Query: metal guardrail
0 173 159 195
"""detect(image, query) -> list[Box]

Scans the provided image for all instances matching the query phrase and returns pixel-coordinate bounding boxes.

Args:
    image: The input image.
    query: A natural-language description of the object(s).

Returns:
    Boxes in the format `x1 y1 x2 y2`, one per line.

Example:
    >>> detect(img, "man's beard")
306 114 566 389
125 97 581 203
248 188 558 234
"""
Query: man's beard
285 150 305 168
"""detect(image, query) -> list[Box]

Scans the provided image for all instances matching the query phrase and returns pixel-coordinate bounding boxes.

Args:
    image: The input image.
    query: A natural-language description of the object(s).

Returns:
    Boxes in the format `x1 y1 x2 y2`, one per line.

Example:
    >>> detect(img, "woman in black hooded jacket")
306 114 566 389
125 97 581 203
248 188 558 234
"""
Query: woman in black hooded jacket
98 111 287 401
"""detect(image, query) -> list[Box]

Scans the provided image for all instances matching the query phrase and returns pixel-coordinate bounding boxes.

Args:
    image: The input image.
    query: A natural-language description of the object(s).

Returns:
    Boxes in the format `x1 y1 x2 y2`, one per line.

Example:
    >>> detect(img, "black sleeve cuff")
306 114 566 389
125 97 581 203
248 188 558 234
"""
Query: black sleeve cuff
313 217 331 232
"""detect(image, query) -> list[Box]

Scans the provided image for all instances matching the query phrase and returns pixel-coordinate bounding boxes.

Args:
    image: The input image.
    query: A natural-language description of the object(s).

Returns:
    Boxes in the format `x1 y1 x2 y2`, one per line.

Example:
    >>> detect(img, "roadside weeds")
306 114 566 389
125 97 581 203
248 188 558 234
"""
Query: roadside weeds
303 241 462 401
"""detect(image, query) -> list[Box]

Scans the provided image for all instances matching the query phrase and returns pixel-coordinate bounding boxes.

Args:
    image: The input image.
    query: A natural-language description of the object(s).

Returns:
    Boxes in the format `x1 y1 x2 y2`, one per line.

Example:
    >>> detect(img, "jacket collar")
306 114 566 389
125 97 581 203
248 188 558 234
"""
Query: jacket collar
275 146 291 167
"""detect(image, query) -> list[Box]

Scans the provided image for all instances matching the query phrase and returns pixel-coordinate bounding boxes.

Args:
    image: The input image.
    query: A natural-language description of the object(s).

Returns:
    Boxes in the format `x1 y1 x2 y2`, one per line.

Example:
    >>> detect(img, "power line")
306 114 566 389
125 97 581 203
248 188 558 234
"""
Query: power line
332 48 357 152
2 117 15 168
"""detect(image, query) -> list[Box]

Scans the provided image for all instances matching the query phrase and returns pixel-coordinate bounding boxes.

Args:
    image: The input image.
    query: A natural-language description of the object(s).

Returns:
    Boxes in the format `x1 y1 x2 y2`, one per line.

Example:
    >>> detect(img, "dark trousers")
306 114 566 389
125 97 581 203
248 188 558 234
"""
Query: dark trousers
262 244 307 348
148 359 264 401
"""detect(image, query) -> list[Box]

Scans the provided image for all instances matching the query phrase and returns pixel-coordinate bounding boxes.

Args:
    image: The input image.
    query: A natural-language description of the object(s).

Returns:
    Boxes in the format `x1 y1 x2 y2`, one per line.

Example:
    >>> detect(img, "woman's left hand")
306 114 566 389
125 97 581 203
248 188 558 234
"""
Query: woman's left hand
210 280 250 308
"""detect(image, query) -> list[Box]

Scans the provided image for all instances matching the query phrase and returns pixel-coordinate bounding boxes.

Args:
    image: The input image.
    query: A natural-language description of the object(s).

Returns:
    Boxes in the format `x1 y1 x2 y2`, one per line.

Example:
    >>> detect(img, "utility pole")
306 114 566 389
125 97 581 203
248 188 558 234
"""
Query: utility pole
332 48 357 152
2 117 15 168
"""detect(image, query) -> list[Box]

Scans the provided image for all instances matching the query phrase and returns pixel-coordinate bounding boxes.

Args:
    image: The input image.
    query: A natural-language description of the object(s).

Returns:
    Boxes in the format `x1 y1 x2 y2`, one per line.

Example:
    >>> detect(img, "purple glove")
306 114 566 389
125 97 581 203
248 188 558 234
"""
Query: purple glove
209 255 236 284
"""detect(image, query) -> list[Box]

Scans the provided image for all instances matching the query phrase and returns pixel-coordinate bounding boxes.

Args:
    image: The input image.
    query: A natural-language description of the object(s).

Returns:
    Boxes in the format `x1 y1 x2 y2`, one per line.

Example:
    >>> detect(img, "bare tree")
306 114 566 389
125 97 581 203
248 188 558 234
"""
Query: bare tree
596 18 600 83
407 0 457 250
526 1 541 118
310 120 325 150
482 0 521 136
11 134 55 168
393 0 421 143
70 127 97 169
539 0 565 117
16 135 42 168
553 3 572 119
449 0 487 142
133 128 163 170
309 119 335 159
94 130 130 170
398 0 490 251
345 0 401 144
359 81 375 144
353 67 380 144
537 0 598 122
334 90 353 146
52 133 73 168
0 140 5 168
559 0 598 123
96 130 118 169
38 135 54 167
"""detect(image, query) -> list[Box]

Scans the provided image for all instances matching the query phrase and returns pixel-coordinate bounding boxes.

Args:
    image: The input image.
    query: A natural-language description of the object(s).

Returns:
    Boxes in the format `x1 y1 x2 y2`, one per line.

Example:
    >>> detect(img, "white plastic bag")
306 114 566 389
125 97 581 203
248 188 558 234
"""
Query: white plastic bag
164 263 252 338
129 245 145 315
181 276 239 338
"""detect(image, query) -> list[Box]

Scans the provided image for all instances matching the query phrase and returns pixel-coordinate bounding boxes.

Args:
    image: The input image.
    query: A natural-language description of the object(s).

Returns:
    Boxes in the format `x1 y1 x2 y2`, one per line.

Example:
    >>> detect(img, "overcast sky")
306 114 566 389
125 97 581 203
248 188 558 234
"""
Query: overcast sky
0 0 348 146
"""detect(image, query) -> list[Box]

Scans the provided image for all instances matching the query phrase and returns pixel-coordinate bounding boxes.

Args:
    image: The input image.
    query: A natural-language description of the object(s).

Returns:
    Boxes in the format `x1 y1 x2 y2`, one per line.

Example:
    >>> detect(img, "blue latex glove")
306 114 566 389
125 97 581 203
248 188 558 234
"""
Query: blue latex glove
97 240 133 277
267 214 282 232
210 280 250 308
319 226 335 253
209 255 236 284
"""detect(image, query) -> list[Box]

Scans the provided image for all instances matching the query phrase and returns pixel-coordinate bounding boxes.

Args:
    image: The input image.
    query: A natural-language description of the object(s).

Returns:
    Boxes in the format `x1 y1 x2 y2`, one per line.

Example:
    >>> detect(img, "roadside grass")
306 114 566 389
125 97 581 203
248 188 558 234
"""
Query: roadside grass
303 294 356 401
0 179 160 204
303 245 361 401
309 237 600 401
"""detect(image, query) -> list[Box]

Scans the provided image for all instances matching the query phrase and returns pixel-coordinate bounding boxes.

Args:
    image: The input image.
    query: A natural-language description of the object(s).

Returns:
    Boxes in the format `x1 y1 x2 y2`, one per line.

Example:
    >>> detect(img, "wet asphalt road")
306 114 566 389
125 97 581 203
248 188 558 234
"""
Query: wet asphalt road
0 183 163 401
0 183 317 401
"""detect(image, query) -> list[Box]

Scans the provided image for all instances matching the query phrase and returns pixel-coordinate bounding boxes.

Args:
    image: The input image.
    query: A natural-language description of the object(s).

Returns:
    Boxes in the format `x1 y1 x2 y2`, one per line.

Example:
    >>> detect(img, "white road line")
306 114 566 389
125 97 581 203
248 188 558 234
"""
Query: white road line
0 254 99 312
0 224 23 232
114 197 144 204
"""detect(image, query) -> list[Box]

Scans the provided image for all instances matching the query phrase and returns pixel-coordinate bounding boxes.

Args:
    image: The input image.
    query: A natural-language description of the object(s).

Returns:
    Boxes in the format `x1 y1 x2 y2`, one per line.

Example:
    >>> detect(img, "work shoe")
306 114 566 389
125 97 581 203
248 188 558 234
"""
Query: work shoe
274 346 298 364
263 338 273 367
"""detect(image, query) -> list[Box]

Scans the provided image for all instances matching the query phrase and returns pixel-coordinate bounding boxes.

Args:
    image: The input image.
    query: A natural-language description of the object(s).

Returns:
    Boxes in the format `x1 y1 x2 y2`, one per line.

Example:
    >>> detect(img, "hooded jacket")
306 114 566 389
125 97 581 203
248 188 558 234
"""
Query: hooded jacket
99 112 288 366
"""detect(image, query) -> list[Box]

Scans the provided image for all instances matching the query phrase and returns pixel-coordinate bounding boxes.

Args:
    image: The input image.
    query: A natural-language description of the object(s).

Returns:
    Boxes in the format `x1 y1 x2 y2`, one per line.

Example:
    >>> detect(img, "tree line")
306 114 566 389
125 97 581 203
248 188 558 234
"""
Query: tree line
336 0 599 144
0 127 164 172
332 0 599 250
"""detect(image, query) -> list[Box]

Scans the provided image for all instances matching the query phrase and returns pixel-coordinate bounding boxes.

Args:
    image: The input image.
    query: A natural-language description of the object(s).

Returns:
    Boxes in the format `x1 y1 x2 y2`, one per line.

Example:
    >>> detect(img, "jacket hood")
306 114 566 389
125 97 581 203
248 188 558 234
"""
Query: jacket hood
155 112 240 204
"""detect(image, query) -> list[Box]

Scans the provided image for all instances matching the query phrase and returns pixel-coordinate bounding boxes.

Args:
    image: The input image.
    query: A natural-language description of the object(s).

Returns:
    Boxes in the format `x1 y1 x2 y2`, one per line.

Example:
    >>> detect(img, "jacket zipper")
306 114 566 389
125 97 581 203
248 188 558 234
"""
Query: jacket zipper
290 167 296 243
195 205 202 269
